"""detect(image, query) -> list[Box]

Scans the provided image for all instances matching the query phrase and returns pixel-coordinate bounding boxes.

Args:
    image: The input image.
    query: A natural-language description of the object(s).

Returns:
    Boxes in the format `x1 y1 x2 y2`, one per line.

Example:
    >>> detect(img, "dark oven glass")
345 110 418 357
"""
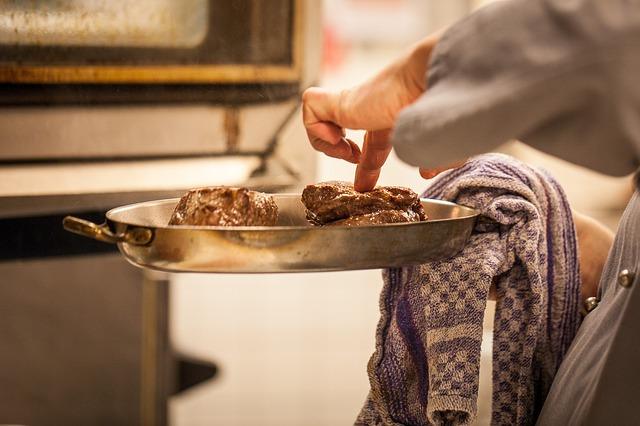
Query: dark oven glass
0 0 300 105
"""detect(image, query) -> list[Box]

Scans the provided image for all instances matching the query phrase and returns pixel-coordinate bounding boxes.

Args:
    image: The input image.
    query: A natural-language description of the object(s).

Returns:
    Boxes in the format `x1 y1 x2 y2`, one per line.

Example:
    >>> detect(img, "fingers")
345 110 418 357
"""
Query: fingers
305 120 344 149
303 87 360 162
302 87 343 127
305 121 362 163
345 138 363 164
311 136 362 164
354 130 392 192
419 168 442 179
419 159 467 179
301 87 392 173
302 87 344 146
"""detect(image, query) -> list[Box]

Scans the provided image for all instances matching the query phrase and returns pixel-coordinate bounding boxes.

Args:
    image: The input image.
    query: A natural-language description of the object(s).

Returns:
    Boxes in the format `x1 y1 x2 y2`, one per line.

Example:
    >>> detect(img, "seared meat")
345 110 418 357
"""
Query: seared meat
301 181 426 226
328 209 422 226
169 187 278 226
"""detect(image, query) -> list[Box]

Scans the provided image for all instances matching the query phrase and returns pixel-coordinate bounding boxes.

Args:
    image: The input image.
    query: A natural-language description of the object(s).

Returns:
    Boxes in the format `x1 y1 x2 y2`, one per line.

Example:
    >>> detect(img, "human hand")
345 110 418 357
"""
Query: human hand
302 33 441 192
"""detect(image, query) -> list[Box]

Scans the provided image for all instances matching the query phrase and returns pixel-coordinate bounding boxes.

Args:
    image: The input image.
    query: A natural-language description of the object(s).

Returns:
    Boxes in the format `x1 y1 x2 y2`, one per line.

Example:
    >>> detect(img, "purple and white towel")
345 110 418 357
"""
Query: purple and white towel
356 154 582 425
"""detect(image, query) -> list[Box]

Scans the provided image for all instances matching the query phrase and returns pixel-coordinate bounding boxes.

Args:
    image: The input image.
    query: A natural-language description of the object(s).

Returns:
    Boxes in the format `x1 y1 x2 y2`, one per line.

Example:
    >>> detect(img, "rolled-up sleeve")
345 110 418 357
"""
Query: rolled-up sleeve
392 0 640 176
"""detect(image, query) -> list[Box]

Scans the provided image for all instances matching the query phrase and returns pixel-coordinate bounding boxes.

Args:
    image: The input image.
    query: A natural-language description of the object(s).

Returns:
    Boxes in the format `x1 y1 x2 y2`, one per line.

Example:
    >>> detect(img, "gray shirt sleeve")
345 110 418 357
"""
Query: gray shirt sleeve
392 0 640 176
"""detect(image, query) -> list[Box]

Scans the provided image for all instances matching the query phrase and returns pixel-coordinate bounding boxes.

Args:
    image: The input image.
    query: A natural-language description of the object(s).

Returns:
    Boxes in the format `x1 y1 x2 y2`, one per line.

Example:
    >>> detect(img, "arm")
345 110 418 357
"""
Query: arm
303 0 640 188
393 0 640 176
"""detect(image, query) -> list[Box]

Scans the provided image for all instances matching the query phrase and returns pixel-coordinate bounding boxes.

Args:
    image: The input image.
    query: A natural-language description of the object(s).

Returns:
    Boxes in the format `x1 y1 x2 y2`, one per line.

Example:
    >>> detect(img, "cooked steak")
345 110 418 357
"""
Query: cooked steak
169 187 278 226
328 209 422 227
301 181 426 226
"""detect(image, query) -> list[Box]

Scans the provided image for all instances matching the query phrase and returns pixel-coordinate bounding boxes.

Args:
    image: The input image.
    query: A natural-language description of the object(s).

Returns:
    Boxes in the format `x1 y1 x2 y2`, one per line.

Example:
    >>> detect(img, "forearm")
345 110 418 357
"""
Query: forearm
572 209 614 303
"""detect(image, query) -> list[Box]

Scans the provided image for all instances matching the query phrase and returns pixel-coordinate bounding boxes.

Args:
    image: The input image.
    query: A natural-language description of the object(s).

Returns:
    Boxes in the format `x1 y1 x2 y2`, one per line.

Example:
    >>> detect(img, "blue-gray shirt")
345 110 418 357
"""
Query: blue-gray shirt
391 0 640 424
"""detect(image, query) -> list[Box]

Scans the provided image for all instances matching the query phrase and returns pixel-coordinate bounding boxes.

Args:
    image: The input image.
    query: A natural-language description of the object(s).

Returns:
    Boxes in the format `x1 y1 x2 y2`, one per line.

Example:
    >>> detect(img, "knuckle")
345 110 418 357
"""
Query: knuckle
302 87 321 103
301 88 312 103
336 89 350 125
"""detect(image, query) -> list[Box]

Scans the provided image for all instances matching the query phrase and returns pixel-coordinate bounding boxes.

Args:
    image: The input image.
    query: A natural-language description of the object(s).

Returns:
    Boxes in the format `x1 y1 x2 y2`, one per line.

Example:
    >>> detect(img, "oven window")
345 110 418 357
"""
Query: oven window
0 0 294 66
0 0 300 100
0 0 208 48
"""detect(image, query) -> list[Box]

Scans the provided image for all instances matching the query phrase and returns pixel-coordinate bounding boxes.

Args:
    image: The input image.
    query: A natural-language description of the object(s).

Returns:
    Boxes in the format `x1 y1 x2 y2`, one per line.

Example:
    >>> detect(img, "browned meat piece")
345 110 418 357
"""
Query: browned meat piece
328 209 422 226
168 187 278 226
301 181 426 226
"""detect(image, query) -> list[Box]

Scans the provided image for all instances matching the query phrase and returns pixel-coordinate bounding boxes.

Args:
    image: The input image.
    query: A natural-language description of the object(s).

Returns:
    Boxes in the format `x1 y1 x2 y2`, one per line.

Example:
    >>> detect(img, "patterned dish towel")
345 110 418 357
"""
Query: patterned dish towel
356 154 581 425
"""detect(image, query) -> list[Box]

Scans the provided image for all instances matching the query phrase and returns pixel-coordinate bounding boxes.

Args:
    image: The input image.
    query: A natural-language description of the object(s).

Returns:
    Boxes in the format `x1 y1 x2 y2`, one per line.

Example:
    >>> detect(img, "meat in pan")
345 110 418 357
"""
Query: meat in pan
169 187 278 226
301 181 427 226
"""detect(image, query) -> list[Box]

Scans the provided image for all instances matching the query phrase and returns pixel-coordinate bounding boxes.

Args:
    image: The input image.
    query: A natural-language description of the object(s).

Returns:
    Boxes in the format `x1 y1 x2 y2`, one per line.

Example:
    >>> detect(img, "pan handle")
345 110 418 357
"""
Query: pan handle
63 216 153 246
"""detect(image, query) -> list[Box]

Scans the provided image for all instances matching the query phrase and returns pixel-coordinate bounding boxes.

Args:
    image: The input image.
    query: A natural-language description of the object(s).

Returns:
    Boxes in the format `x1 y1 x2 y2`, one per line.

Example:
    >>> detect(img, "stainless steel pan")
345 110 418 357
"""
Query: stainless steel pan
63 194 479 273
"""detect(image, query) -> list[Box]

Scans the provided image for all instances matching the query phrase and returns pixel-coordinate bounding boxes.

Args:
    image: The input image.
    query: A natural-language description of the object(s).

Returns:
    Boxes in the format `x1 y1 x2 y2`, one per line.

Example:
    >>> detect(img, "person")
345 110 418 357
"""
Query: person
302 0 640 424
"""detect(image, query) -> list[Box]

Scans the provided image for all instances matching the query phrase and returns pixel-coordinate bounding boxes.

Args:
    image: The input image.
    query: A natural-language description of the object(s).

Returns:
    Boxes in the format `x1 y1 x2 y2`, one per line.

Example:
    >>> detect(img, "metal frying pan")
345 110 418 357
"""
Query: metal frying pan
63 194 479 273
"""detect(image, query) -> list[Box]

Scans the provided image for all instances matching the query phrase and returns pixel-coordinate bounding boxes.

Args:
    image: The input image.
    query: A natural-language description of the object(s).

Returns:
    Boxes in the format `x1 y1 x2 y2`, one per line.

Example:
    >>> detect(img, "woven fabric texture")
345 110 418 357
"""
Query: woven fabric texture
356 154 581 425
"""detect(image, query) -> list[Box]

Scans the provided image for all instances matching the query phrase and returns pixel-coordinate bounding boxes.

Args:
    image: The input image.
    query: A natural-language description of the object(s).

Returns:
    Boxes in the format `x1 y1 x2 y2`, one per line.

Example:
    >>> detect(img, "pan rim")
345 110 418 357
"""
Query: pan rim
105 193 480 230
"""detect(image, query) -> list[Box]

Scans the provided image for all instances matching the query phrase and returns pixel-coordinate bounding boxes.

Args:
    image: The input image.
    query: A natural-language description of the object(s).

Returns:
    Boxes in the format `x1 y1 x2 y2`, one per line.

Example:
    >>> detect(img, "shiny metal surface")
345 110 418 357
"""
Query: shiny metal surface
64 216 154 246
584 296 599 313
65 194 479 273
618 269 635 288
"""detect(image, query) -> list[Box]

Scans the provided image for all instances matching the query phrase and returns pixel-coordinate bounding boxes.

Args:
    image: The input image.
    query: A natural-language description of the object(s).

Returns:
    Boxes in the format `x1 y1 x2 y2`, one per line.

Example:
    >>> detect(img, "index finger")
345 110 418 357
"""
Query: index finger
354 130 392 192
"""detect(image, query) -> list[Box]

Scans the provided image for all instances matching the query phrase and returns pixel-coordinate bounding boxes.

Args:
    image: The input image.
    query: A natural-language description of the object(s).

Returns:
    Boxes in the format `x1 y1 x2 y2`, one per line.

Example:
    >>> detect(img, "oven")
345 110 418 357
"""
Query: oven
0 1 321 425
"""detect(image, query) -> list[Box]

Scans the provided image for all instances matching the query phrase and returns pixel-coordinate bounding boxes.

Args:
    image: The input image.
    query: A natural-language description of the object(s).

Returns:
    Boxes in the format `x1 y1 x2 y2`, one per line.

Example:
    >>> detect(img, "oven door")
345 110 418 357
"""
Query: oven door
0 0 312 104
0 1 321 425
